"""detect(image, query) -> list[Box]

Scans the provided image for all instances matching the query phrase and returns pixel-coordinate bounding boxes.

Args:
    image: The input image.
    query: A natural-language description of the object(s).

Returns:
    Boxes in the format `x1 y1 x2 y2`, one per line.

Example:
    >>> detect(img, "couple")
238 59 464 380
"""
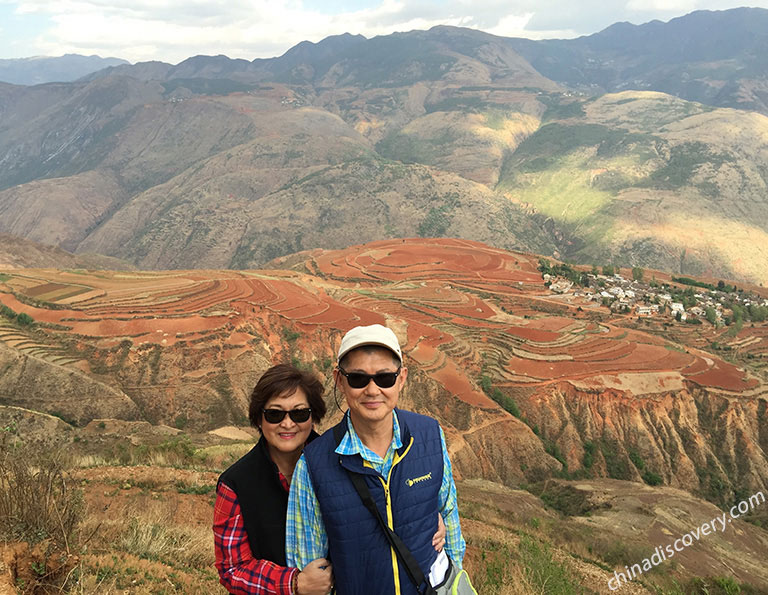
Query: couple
214 324 466 594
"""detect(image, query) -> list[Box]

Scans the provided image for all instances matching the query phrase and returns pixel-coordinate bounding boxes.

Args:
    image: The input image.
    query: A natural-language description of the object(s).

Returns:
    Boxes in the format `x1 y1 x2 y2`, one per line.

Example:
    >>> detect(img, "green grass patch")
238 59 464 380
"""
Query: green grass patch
174 481 214 495
519 534 584 594
501 159 614 225
643 141 735 189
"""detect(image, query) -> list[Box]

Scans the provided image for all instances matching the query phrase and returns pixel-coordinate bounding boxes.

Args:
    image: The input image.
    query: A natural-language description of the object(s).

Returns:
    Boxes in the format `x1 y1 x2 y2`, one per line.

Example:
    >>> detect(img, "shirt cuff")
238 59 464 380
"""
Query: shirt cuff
283 567 299 595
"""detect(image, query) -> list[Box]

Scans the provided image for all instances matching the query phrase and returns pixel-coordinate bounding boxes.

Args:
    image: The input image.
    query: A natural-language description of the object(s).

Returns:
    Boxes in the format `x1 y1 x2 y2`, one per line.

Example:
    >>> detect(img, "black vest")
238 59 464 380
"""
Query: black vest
218 433 317 564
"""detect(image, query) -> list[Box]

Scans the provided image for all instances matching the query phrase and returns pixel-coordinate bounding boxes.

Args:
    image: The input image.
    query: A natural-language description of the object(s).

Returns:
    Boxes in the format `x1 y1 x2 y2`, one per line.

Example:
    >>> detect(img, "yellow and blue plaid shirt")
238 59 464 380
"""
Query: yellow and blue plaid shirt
286 411 466 570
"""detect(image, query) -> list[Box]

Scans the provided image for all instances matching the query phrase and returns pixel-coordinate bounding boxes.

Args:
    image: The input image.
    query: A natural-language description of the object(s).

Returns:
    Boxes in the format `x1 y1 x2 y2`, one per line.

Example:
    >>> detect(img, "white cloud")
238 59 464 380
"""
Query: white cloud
4 0 768 62
484 12 579 39
626 0 696 12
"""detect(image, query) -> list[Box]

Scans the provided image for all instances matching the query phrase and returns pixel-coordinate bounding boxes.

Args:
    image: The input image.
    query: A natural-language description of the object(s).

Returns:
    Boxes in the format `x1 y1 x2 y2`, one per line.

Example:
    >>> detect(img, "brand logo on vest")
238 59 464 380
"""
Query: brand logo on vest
405 472 432 487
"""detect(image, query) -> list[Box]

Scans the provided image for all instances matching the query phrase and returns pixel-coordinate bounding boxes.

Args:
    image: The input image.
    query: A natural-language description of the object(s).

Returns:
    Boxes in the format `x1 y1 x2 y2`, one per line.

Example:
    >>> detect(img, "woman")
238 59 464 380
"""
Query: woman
214 364 332 594
213 363 446 594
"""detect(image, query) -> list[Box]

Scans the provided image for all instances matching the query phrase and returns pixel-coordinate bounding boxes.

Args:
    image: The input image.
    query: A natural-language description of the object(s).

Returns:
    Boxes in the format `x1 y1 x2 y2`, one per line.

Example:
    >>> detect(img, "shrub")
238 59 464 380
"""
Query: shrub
0 440 82 591
628 449 645 470
535 481 594 516
582 441 595 470
0 441 83 548
479 375 521 418
643 470 663 486
282 327 301 343
16 312 34 326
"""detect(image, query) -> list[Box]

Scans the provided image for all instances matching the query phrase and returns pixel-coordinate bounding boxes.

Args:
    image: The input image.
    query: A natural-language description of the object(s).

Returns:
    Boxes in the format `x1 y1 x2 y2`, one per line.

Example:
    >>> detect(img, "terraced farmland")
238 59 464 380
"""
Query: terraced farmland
1 238 766 497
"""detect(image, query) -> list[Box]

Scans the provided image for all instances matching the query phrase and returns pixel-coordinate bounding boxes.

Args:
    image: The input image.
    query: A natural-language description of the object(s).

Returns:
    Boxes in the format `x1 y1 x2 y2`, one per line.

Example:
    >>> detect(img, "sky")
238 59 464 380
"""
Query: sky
1 0 767 64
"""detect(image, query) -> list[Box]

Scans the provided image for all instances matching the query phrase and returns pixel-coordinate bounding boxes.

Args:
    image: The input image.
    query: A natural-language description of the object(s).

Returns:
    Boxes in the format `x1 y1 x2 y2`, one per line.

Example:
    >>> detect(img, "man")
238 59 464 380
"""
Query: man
286 324 465 594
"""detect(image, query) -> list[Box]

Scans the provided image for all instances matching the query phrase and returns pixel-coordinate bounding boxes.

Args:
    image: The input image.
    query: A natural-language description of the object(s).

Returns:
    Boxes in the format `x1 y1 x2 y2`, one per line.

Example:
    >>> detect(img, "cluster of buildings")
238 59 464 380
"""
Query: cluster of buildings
544 272 767 324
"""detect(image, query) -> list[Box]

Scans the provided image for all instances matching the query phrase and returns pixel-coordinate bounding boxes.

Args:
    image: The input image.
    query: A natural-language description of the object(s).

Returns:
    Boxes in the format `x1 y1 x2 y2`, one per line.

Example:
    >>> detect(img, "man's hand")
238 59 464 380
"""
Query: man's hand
432 513 446 552
297 558 333 594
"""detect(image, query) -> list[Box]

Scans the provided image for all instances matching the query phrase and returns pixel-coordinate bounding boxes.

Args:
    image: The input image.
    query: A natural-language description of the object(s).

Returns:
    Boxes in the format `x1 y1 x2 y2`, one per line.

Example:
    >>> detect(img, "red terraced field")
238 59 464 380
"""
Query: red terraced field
314 239 545 287
505 326 562 342
69 315 230 341
575 341 637 363
431 360 496 408
1 239 764 419
446 317 499 329
525 317 577 332
686 361 759 392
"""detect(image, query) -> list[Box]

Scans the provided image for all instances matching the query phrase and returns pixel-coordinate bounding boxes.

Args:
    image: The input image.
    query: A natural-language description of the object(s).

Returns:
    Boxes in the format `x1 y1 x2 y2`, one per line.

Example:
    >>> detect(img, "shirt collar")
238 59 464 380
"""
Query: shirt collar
335 410 402 460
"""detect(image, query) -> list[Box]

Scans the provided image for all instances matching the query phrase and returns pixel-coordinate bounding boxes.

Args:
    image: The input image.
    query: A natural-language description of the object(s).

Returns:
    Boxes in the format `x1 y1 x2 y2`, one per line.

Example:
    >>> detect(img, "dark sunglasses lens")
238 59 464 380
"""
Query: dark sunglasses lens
263 409 286 423
289 408 312 423
373 373 398 388
263 408 311 424
345 373 368 388
346 372 398 389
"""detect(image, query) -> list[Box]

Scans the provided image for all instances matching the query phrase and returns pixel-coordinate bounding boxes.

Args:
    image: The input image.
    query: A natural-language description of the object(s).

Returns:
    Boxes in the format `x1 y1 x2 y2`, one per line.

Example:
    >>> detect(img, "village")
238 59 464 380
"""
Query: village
540 261 768 327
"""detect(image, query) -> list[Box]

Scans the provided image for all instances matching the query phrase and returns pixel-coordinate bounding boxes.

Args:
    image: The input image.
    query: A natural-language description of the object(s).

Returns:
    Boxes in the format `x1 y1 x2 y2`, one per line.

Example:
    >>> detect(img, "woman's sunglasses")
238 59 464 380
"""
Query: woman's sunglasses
262 408 312 424
338 367 401 389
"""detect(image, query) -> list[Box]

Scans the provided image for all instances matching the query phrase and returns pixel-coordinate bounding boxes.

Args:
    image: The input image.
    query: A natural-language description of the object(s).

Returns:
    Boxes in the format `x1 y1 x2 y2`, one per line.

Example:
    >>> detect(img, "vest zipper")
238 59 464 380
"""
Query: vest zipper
378 436 414 595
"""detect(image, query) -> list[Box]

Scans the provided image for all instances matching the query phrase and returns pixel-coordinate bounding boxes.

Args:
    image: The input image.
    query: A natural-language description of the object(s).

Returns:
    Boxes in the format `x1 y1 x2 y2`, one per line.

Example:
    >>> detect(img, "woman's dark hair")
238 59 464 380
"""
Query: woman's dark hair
248 363 327 431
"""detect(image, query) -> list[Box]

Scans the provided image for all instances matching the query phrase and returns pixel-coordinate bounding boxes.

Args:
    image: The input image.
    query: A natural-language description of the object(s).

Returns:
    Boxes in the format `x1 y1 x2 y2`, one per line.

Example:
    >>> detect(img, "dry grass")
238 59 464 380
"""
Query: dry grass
64 492 220 594
79 498 214 569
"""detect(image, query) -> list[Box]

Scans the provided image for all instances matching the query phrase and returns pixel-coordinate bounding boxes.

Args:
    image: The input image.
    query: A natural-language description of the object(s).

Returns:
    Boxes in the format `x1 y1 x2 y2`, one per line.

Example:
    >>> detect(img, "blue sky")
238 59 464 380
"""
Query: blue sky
1 1 767 64
0 4 52 58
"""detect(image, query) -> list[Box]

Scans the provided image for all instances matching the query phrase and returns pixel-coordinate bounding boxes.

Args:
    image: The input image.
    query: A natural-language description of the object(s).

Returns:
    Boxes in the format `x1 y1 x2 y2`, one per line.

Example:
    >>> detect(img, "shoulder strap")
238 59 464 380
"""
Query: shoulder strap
334 417 434 595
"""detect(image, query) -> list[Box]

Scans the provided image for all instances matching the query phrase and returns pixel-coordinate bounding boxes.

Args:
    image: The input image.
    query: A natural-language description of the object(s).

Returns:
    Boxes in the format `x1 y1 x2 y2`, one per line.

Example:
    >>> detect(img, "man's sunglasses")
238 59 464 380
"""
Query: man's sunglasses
262 408 312 424
338 367 401 389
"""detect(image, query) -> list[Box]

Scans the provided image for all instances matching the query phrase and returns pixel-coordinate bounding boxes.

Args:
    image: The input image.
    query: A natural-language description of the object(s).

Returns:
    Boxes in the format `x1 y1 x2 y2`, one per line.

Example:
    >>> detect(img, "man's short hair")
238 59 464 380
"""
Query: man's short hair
248 363 326 431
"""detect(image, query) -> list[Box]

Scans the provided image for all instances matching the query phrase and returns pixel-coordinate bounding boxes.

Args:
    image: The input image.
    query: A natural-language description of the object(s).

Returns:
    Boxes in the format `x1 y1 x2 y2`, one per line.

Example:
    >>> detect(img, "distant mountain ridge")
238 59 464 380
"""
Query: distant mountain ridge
507 7 768 113
0 54 129 85
79 8 768 114
1 8 767 284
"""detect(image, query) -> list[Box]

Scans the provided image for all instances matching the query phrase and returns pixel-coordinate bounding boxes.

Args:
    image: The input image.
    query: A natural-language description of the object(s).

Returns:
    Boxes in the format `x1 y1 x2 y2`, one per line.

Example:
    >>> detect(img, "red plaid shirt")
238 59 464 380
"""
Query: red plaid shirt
213 472 297 594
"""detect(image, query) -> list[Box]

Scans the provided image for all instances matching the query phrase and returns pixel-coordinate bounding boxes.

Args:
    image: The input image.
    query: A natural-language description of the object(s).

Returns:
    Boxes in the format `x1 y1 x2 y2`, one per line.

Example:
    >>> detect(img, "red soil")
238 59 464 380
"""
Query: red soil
431 359 496 408
686 361 758 392
505 326 561 342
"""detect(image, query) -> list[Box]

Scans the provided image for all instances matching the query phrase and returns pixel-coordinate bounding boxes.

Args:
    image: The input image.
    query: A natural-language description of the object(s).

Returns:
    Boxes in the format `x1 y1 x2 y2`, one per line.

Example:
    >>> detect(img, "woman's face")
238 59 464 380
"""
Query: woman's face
261 386 313 456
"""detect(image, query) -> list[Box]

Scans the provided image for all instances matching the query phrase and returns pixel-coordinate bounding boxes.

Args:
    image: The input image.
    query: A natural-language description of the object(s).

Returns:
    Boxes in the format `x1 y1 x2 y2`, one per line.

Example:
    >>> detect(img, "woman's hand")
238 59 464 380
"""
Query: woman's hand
432 513 446 552
296 558 333 594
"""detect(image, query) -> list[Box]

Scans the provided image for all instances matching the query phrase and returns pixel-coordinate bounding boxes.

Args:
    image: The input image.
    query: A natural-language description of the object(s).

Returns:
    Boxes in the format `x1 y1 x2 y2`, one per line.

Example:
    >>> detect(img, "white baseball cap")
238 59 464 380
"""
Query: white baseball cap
337 324 402 363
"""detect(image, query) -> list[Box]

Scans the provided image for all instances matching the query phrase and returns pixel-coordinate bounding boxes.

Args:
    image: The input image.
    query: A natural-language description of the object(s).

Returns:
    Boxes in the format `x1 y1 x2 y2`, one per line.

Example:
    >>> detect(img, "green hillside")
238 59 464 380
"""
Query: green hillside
493 92 768 284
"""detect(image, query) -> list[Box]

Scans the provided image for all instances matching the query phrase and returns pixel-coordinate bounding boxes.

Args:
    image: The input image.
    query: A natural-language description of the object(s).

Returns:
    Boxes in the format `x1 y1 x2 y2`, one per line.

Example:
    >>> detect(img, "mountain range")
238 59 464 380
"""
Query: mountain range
0 54 129 85
1 8 767 285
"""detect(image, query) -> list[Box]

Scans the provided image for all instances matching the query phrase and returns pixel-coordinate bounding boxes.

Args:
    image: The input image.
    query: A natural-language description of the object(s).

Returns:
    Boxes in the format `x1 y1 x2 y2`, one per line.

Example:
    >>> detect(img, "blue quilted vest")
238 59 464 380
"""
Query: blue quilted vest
303 409 442 595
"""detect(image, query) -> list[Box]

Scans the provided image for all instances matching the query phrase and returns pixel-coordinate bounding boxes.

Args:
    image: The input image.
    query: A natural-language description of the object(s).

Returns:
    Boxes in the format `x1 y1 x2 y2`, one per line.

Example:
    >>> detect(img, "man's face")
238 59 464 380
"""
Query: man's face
336 347 406 427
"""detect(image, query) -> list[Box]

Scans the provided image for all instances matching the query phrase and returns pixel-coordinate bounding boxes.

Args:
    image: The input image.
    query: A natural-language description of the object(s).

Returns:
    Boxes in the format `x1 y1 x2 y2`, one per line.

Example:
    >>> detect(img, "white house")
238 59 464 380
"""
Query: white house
550 280 573 294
